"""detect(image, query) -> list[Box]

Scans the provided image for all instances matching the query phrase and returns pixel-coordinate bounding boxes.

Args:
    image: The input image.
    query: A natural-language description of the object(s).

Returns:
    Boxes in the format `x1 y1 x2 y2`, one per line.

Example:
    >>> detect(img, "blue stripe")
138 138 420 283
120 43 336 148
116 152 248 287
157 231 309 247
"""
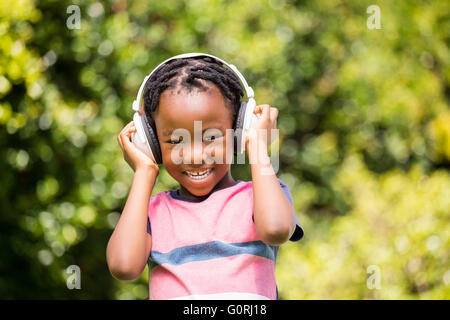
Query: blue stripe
148 240 277 268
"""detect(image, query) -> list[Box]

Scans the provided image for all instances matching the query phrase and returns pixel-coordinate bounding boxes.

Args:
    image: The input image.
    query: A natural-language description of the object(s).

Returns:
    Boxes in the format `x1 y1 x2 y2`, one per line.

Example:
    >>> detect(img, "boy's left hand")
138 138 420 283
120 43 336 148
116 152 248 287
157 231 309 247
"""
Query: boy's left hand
245 104 278 156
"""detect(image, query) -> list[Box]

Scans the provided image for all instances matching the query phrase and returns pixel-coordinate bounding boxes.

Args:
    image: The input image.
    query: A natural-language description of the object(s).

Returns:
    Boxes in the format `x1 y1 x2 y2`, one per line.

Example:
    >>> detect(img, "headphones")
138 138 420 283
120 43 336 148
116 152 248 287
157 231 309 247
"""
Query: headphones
131 52 261 164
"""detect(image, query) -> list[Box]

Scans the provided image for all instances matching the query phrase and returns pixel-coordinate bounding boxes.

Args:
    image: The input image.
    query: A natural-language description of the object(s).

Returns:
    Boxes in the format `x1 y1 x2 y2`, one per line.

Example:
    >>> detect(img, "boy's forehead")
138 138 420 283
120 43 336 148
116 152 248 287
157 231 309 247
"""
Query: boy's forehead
156 109 231 136
160 122 225 136
158 108 227 132
155 89 233 135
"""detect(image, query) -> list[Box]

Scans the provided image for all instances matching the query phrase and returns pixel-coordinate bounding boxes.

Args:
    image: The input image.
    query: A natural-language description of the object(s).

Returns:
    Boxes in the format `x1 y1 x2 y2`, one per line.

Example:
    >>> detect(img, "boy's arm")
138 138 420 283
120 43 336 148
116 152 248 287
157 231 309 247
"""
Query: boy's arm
247 105 297 246
106 167 157 280
249 145 297 246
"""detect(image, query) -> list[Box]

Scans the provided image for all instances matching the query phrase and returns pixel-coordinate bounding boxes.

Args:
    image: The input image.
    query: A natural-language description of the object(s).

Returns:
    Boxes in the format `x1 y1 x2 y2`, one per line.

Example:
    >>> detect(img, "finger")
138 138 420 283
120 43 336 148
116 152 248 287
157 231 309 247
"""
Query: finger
254 104 269 112
122 125 136 144
119 121 134 133
120 121 135 135
270 107 278 118
117 134 124 151
259 104 270 120
121 127 138 155
269 107 279 124
118 123 135 151
120 133 132 155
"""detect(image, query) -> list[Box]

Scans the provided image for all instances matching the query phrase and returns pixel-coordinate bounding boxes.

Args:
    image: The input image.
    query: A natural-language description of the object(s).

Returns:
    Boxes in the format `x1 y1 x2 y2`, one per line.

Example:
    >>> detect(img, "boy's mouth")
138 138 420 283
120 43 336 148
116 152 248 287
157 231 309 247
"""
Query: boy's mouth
183 168 214 180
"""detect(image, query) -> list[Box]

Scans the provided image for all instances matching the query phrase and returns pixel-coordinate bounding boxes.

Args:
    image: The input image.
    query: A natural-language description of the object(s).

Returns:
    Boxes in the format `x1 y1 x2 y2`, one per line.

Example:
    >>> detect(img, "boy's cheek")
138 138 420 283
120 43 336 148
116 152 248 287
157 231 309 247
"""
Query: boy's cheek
204 142 227 165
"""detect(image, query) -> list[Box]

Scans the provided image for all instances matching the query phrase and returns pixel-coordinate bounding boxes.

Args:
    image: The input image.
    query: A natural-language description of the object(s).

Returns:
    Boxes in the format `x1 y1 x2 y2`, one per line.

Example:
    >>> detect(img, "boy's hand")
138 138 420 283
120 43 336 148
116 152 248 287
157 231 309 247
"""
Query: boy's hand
117 121 160 175
245 104 278 157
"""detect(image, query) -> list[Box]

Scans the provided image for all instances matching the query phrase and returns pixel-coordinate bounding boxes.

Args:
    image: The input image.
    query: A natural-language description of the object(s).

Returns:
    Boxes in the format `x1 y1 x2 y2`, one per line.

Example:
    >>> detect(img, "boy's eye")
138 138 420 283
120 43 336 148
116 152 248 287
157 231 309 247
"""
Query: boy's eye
204 135 221 142
168 135 222 144
168 137 183 144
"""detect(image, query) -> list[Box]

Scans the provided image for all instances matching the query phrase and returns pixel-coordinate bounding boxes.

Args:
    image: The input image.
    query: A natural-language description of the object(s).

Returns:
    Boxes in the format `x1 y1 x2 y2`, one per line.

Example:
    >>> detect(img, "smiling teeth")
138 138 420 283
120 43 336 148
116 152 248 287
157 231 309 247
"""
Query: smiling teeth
186 169 212 179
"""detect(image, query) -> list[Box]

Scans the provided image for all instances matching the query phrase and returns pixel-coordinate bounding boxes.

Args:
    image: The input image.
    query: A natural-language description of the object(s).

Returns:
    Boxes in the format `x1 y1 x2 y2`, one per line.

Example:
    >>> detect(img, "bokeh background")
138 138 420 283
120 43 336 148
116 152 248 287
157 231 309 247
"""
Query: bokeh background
1 0 449 299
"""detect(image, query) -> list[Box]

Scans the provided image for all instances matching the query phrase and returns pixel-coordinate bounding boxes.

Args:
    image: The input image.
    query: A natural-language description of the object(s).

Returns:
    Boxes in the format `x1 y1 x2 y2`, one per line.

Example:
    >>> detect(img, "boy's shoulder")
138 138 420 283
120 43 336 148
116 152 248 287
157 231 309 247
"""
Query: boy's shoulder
149 189 170 202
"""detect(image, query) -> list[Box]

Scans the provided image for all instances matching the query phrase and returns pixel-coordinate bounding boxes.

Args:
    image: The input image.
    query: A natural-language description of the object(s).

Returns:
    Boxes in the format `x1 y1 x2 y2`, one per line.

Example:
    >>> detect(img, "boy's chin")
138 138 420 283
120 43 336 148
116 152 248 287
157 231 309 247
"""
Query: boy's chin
182 182 215 196
181 178 220 197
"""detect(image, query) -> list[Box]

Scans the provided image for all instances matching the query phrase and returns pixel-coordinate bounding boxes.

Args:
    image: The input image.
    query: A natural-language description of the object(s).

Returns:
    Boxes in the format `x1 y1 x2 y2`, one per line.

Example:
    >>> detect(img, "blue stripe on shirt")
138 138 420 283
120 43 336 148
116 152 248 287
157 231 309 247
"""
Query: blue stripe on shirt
148 240 277 269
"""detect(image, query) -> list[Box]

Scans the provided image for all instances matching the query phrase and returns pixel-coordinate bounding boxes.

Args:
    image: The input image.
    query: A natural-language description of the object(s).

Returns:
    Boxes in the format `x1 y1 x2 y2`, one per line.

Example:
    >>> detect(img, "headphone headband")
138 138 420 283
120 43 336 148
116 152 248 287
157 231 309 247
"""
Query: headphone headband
132 52 255 113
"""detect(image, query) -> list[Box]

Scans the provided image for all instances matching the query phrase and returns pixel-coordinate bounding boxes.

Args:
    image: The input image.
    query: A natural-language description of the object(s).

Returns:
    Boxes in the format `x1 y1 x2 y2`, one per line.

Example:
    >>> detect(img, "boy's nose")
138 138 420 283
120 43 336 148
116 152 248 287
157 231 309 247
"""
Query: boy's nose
185 143 206 165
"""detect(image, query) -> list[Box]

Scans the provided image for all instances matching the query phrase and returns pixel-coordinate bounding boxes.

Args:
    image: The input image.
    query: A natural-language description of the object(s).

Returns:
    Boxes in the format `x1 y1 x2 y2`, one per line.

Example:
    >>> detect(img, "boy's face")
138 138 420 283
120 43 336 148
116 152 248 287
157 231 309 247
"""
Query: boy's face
152 84 234 198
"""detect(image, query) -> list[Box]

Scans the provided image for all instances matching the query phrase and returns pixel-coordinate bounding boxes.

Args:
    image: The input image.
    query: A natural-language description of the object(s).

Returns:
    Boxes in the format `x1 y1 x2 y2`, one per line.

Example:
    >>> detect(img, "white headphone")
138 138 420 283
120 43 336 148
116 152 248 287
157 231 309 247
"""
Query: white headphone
131 52 260 164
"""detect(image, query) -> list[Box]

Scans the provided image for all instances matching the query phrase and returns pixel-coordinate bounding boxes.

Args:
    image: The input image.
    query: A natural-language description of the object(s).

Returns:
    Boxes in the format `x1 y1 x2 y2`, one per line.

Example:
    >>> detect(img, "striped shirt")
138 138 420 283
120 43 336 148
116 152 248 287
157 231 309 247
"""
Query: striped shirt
146 179 303 300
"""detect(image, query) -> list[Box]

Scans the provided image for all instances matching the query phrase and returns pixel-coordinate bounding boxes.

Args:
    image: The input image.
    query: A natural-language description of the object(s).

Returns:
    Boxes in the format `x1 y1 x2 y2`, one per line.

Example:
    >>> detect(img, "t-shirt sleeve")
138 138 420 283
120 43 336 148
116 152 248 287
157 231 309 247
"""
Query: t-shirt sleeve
278 178 304 242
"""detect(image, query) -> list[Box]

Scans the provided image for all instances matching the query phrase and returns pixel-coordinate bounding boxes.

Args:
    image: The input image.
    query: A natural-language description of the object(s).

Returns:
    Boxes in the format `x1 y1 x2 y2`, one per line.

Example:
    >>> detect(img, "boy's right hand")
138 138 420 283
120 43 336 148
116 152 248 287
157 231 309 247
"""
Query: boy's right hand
117 121 160 175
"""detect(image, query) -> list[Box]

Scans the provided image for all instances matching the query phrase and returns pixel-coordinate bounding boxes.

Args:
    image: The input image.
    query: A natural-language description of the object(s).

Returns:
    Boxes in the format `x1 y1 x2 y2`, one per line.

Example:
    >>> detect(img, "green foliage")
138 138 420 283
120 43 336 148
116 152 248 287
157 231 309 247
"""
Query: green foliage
277 156 450 299
0 0 448 299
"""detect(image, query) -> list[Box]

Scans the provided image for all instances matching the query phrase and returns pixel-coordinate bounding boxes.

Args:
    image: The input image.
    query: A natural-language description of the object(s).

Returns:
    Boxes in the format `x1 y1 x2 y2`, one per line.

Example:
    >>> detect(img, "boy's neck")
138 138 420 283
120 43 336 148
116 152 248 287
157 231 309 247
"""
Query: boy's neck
178 171 237 201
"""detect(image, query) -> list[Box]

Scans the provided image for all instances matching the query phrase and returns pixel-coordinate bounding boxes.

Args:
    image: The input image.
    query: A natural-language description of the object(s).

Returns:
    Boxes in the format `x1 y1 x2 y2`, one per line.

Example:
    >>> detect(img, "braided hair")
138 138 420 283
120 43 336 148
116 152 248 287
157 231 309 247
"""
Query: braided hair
143 56 244 129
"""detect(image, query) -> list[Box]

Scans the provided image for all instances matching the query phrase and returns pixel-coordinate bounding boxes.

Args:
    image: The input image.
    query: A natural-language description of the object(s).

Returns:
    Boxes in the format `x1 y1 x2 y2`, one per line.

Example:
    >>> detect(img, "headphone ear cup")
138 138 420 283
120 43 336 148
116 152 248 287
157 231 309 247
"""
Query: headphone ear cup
132 113 162 164
141 115 162 164
234 101 248 155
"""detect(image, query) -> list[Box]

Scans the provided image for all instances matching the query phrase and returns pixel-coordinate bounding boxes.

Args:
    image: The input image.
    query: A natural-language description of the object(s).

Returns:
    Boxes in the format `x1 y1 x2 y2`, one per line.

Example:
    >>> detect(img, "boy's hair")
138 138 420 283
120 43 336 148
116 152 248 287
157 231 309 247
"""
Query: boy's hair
143 56 244 128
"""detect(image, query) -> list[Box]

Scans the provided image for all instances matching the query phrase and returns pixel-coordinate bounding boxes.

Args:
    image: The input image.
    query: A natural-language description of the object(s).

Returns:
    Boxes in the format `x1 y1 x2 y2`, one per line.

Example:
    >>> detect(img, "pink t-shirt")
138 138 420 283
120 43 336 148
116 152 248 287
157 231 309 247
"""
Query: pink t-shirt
146 178 303 300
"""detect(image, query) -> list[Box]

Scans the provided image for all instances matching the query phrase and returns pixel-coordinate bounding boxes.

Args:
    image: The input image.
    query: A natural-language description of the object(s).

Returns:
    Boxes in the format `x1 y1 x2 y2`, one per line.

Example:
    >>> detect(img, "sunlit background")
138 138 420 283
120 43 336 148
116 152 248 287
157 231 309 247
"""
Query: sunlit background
0 0 449 299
